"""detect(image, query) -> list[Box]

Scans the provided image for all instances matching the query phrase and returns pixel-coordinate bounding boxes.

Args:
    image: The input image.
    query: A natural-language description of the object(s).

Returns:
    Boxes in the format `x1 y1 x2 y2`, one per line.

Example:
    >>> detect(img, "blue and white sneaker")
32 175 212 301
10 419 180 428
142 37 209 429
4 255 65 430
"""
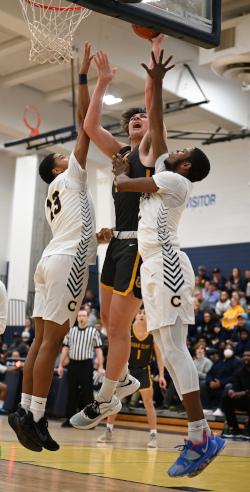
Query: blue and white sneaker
168 432 217 478
188 433 226 477
70 395 122 430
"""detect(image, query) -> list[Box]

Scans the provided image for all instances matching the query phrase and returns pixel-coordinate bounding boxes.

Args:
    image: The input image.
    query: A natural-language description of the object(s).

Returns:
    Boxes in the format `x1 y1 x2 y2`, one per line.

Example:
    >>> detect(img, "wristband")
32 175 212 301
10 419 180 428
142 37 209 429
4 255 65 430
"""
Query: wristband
79 73 87 85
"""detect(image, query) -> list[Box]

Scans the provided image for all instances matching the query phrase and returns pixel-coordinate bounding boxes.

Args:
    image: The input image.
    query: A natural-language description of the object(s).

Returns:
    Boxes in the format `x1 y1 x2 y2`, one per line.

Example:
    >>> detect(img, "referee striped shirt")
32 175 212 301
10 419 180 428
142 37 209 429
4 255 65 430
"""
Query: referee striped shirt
63 325 102 361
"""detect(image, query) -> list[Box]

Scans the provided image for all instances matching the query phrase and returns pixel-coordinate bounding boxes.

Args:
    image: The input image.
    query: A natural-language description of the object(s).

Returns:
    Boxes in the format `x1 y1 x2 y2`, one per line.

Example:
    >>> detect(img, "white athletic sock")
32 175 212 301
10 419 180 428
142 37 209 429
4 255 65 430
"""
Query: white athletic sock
30 396 47 423
188 420 204 444
107 423 114 431
150 429 157 436
96 377 118 403
201 418 211 435
119 364 128 383
21 393 32 414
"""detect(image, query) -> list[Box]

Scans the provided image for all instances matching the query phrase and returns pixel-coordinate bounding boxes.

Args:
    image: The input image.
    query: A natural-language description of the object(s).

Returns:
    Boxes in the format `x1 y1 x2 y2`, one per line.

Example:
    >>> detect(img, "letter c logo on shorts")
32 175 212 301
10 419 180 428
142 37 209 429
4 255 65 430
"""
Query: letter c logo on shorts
171 295 181 307
68 300 77 312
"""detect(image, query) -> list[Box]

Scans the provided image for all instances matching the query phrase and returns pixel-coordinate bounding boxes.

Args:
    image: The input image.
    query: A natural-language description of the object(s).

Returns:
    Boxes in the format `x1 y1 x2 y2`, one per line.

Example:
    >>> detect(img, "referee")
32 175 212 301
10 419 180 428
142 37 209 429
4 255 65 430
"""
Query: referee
58 308 103 427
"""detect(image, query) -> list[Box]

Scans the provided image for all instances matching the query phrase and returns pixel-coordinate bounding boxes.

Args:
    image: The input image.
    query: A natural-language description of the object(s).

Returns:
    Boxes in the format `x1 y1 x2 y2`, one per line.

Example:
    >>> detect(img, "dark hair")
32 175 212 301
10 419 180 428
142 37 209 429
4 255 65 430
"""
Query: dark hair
39 153 56 184
120 107 146 135
186 148 210 182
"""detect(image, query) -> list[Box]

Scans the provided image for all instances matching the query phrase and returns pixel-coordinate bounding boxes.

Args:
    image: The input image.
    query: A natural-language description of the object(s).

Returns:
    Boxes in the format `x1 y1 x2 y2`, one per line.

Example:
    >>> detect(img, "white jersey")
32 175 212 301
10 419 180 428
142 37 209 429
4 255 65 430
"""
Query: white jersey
42 152 97 265
138 154 192 261
138 154 195 330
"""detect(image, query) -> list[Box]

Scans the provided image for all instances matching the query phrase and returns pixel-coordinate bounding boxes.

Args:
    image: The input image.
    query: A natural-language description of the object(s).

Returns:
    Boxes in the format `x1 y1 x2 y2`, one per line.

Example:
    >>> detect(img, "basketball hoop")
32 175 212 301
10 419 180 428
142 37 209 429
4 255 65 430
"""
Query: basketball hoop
23 105 41 136
18 0 92 64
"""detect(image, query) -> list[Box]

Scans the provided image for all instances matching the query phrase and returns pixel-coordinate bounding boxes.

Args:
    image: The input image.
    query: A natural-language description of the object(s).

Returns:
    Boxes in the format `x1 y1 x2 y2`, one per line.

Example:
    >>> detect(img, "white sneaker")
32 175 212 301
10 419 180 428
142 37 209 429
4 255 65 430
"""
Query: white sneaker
213 408 224 417
97 428 113 443
147 433 158 448
116 374 140 400
70 395 122 430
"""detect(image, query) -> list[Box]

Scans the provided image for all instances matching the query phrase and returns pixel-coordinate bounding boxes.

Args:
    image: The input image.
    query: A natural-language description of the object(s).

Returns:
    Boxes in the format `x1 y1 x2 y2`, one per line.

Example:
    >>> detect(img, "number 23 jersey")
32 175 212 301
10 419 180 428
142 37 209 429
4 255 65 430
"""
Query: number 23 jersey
42 152 97 264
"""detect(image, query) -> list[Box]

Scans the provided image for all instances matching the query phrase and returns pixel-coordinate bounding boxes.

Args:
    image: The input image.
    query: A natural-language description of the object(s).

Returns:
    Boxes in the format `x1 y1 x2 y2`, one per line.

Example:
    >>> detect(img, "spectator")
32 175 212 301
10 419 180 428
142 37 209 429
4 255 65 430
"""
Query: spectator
245 270 250 302
212 268 226 291
226 267 245 294
200 310 218 340
231 313 250 343
0 359 21 415
215 291 231 317
82 288 100 312
193 345 213 384
0 280 8 337
221 296 245 331
196 265 209 288
194 289 210 312
234 328 250 358
221 350 250 439
202 281 220 311
7 332 29 358
209 322 227 350
58 308 103 428
201 343 242 411
82 302 97 326
23 317 35 345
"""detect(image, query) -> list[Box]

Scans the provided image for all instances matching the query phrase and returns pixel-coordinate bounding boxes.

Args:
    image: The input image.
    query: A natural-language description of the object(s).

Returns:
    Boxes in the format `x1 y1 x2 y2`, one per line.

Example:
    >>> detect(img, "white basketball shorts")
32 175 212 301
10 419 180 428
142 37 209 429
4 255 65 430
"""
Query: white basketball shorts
33 255 89 326
140 250 195 332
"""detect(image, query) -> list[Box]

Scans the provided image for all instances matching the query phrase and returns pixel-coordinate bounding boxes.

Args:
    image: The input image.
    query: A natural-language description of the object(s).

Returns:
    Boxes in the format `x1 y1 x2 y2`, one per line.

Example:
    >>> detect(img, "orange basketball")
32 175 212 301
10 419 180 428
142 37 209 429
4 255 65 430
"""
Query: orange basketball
132 24 160 40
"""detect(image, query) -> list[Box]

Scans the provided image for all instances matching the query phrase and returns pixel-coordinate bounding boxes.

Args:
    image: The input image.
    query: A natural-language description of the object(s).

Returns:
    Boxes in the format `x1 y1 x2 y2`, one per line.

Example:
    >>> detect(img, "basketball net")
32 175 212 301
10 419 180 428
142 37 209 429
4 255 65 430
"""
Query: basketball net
18 0 92 64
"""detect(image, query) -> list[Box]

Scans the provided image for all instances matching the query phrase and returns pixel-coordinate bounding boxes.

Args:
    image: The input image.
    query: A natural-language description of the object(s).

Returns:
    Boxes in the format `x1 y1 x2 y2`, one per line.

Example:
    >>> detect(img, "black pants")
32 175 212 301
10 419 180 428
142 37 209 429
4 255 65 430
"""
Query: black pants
222 393 250 430
66 359 94 419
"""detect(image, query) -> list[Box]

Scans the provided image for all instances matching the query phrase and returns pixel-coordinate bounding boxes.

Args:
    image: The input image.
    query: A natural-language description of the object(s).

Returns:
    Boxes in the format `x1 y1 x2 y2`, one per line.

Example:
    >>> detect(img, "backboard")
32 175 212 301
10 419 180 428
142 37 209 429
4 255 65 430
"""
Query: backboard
69 0 221 48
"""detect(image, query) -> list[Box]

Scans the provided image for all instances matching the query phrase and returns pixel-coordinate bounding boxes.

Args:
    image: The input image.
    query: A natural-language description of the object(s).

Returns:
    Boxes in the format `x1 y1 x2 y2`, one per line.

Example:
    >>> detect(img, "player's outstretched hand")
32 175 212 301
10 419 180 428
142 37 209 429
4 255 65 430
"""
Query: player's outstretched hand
79 41 94 74
94 51 117 84
142 49 175 80
112 153 130 177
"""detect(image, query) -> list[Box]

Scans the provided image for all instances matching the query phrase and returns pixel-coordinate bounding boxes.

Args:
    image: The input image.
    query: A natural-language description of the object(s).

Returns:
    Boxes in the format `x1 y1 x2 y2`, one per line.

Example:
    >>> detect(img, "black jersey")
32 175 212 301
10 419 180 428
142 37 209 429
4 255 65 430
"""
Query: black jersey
129 324 154 369
112 146 154 231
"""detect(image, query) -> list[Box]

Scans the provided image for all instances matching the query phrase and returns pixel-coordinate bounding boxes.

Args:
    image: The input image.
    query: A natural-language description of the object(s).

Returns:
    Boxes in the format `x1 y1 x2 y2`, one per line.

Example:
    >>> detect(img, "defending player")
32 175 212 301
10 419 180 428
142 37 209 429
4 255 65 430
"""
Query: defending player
113 50 226 478
8 43 110 452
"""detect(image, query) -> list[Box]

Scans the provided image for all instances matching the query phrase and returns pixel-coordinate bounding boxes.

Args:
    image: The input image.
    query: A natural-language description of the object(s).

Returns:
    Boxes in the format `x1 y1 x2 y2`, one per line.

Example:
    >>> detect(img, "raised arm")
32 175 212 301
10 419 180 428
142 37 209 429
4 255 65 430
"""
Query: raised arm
74 43 93 168
84 51 124 158
145 34 165 114
142 50 175 163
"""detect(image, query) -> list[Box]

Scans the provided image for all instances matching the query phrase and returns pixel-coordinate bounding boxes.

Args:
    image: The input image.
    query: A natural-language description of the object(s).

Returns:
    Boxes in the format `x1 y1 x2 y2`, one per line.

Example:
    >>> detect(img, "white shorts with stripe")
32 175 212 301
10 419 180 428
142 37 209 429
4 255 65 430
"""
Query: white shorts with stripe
140 250 195 332
33 255 89 326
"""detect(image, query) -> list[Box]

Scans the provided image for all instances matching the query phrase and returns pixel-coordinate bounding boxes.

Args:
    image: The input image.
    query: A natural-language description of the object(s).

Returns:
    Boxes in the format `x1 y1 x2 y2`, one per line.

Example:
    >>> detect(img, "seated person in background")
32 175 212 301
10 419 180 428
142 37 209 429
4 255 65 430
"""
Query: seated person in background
221 350 250 439
0 358 21 415
212 268 226 291
196 265 209 288
215 291 231 317
202 281 220 311
0 280 8 338
6 332 29 358
234 328 250 358
193 345 213 385
97 308 166 448
209 322 227 350
231 313 250 342
225 267 246 294
199 310 218 341
222 295 245 331
23 317 35 345
244 270 250 303
201 342 242 411
194 289 210 313
82 288 100 312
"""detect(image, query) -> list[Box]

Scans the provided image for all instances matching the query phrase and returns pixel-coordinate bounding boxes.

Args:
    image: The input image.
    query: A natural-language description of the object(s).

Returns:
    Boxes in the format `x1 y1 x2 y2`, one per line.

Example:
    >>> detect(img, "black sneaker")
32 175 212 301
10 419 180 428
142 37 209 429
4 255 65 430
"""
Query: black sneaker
34 416 60 451
221 427 242 439
8 406 42 452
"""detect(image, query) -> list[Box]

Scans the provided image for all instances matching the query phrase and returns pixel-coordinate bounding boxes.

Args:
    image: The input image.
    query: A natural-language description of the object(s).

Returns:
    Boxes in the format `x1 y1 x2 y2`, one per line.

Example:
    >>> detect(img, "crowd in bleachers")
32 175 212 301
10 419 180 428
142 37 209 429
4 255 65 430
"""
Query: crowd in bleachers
0 265 250 438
